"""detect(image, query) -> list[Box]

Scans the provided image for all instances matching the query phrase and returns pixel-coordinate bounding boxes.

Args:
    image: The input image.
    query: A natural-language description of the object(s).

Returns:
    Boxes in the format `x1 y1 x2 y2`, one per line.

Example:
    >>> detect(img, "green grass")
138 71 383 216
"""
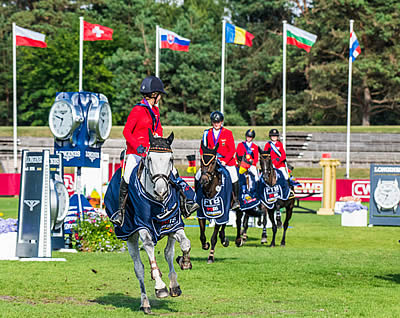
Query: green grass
0 197 19 219
1 198 399 317
2 125 400 140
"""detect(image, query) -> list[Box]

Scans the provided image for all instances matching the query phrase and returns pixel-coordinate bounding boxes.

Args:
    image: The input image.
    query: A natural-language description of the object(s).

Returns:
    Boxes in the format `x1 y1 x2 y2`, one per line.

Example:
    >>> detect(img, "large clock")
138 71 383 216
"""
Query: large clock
50 179 70 231
87 97 112 145
49 99 84 140
374 179 400 212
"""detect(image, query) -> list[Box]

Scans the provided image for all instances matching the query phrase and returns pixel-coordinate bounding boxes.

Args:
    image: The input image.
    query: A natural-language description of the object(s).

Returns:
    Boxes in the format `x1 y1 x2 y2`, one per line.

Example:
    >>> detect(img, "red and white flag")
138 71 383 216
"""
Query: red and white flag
83 21 113 41
15 25 47 48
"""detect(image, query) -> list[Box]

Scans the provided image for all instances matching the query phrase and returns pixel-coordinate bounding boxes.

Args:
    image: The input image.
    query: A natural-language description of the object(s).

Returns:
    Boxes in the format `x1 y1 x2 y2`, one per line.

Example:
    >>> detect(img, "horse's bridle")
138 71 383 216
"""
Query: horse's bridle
145 147 173 187
261 153 274 184
200 153 217 185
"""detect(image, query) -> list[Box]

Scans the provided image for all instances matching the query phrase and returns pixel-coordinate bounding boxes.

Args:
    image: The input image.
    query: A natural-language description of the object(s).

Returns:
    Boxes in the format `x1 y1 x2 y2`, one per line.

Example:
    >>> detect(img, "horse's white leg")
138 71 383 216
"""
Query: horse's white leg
138 229 169 298
174 229 192 270
126 233 151 314
164 234 182 297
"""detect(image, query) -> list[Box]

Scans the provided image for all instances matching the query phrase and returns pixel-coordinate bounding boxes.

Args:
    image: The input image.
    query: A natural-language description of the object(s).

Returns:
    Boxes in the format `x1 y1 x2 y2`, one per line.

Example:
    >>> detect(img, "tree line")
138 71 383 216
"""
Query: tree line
1 0 399 127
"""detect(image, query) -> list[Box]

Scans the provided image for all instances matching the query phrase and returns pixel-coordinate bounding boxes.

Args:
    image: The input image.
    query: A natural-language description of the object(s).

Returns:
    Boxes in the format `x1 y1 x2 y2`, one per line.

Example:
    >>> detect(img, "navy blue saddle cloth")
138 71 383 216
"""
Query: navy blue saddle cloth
238 169 260 211
257 168 290 209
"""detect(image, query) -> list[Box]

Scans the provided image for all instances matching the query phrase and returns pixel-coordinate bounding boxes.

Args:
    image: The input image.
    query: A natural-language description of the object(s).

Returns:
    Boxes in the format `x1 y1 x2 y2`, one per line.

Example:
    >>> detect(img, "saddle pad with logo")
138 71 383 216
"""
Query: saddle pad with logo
238 170 260 211
104 166 184 244
257 169 290 209
196 165 232 225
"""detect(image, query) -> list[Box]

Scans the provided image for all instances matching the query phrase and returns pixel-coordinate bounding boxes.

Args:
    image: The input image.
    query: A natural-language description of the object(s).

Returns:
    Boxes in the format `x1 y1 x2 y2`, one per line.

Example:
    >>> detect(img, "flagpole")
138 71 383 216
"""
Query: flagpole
346 19 354 179
156 25 160 77
12 22 18 172
282 20 287 148
220 20 226 114
79 16 83 91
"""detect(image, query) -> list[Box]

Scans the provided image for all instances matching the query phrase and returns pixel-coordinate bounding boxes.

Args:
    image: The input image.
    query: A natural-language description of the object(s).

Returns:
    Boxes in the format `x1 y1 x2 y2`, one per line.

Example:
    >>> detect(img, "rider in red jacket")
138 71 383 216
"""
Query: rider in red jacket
197 111 240 210
236 129 259 181
111 76 166 226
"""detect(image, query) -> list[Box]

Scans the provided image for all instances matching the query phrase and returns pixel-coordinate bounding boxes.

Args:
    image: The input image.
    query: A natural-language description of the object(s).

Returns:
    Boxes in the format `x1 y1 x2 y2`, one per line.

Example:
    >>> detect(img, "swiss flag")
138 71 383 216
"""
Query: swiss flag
83 21 113 41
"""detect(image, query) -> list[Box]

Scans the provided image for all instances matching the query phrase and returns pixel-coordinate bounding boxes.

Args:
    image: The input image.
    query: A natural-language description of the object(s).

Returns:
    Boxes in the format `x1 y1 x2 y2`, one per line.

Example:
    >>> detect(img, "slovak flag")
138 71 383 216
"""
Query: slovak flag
83 21 113 41
15 25 47 48
350 31 361 62
159 27 190 52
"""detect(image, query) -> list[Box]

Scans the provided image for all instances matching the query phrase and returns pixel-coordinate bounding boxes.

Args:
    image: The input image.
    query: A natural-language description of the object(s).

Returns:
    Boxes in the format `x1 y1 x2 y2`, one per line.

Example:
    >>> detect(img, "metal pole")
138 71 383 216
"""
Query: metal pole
282 20 287 148
220 20 226 114
12 23 18 172
79 17 83 92
156 25 159 77
346 20 354 179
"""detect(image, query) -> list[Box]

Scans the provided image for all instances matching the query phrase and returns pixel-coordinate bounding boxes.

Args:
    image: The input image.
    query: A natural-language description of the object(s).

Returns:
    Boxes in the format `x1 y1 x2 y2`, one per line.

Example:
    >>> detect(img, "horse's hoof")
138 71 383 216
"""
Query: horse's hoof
268 244 276 248
176 255 192 270
280 243 286 247
207 257 214 264
202 242 210 250
169 286 182 297
140 306 152 314
155 287 169 298
222 239 229 247
261 237 267 244
235 238 243 247
242 233 248 242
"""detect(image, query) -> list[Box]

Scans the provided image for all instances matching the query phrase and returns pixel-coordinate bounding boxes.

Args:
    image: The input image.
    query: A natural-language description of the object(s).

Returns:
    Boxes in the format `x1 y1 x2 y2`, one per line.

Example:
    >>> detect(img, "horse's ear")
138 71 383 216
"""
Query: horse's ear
166 131 174 146
148 129 154 145
201 140 207 152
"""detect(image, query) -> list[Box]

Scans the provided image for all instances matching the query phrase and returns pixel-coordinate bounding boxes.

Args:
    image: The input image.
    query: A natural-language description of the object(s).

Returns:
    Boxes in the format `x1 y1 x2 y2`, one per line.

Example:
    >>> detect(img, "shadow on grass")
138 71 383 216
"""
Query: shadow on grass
95 293 176 313
375 274 400 284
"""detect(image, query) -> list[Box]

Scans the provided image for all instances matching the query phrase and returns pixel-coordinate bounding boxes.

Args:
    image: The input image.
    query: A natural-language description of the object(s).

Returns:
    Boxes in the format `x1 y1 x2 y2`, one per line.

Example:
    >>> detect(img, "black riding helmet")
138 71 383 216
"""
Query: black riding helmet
245 129 255 139
210 111 224 123
140 76 167 95
269 128 279 137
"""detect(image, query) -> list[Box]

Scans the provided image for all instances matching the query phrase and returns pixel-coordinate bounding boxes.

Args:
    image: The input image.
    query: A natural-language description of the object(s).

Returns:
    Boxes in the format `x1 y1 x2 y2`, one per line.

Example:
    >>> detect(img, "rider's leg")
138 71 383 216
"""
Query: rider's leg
110 154 140 227
172 167 200 217
225 165 240 210
279 166 295 199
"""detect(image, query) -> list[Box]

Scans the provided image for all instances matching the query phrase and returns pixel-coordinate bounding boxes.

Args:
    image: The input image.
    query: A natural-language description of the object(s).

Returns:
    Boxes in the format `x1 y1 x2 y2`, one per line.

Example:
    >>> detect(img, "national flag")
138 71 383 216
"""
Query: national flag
83 21 113 41
239 155 252 174
186 154 196 174
349 31 361 62
159 27 190 52
225 23 254 47
286 24 317 52
15 25 47 48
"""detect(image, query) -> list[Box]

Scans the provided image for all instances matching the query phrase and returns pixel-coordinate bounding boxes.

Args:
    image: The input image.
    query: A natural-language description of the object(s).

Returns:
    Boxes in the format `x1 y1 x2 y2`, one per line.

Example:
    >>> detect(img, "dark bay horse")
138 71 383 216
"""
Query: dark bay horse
197 142 230 264
258 148 295 247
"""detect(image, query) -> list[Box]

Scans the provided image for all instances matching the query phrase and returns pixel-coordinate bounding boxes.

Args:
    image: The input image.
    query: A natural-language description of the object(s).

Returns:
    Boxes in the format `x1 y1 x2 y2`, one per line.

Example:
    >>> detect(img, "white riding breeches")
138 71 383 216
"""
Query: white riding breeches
195 164 238 183
278 166 289 180
123 154 142 183
248 165 259 181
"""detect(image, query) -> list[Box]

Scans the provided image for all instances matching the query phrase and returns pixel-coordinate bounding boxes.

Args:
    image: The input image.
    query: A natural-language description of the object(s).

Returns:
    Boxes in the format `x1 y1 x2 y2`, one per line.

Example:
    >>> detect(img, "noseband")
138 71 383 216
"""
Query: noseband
146 146 173 186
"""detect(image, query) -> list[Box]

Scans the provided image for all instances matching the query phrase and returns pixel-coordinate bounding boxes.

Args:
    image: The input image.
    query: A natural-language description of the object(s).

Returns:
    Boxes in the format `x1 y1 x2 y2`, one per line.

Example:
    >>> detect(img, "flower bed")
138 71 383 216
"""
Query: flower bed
71 212 126 253
0 218 17 234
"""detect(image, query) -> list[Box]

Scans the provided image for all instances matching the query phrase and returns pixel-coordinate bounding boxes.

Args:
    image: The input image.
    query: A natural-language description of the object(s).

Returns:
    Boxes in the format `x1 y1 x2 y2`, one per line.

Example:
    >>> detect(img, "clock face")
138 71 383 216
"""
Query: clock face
98 102 112 140
374 181 400 210
49 101 74 139
54 181 70 230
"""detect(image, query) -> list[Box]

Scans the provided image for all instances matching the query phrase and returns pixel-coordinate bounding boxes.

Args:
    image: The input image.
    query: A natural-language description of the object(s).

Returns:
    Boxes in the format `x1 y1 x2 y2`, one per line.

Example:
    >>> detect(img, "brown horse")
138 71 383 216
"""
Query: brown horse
259 148 295 247
197 142 230 264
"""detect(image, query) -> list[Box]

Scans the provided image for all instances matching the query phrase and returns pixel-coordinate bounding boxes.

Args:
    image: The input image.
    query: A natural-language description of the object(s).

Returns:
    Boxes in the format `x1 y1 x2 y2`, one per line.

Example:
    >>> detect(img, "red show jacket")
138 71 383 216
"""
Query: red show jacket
236 141 259 167
200 127 236 166
123 99 163 156
264 141 287 169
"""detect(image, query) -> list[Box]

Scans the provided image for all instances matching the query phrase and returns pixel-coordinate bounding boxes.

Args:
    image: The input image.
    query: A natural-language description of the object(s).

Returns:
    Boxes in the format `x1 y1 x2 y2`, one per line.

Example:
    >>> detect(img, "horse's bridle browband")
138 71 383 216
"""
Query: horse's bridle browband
149 146 172 153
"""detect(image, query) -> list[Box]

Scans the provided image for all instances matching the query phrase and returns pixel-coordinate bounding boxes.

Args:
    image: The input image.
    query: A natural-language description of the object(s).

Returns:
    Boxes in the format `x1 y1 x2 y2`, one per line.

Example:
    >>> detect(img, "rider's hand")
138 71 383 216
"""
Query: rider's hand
137 145 146 154
221 161 226 166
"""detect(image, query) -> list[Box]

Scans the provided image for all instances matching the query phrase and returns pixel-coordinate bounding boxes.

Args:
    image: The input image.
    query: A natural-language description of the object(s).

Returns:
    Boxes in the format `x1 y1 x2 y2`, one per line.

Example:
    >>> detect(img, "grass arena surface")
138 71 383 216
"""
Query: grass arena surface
1 199 399 317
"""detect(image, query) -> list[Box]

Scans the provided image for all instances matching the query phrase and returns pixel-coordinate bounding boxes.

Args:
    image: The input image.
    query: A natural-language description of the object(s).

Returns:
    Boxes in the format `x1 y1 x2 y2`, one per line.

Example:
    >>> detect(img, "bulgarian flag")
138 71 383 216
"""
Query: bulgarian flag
286 24 317 52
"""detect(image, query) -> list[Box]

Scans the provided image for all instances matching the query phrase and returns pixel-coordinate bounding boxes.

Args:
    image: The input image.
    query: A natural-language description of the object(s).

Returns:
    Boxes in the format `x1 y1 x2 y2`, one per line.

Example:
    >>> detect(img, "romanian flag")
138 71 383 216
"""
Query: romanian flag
186 154 196 174
225 23 254 47
286 24 317 52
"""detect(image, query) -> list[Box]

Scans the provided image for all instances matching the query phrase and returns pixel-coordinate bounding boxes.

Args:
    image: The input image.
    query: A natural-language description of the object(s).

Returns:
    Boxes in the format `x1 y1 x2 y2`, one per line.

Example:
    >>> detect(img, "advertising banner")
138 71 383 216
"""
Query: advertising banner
369 164 400 226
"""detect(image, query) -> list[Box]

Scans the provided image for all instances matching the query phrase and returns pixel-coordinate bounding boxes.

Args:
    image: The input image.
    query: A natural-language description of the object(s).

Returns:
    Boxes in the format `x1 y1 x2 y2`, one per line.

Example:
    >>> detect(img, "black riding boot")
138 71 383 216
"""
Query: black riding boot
288 180 295 199
232 181 240 210
110 178 129 227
